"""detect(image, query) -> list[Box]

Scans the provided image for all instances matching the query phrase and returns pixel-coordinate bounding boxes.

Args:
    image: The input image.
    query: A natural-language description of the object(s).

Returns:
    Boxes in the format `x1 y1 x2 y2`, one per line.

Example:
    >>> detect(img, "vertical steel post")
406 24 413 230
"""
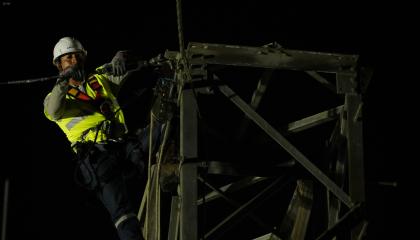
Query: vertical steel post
2 179 10 240
179 89 198 240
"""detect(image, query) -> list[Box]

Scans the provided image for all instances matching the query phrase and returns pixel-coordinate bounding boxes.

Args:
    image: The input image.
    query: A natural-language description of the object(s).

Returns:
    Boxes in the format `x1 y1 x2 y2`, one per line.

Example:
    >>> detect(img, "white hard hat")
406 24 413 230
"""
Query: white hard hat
52 37 87 65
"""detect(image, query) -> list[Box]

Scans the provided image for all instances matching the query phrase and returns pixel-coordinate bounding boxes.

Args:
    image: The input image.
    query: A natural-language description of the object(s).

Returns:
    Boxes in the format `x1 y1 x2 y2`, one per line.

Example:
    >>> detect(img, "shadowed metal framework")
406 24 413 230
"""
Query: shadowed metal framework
137 41 372 240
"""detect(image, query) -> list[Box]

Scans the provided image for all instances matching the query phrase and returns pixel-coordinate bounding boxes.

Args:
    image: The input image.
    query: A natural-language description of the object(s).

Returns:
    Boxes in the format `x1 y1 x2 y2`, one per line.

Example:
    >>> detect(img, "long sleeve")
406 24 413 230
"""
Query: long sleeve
97 64 141 97
43 79 69 120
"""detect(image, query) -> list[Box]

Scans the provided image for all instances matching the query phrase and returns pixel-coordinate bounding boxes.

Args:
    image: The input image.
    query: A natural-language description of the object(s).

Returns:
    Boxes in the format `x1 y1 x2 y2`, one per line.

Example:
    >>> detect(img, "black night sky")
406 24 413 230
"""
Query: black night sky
0 1 405 239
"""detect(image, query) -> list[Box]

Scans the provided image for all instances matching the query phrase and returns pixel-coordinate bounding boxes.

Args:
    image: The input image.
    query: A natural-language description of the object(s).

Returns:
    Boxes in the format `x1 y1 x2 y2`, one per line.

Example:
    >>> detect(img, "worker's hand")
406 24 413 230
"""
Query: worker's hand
60 65 84 82
111 50 128 76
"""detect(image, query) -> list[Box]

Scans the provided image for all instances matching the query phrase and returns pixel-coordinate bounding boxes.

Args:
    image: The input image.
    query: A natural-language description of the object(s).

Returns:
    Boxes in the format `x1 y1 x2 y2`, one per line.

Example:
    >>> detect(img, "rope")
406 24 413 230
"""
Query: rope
176 0 185 56
145 112 154 238
143 1 188 238
0 75 59 85
154 120 172 240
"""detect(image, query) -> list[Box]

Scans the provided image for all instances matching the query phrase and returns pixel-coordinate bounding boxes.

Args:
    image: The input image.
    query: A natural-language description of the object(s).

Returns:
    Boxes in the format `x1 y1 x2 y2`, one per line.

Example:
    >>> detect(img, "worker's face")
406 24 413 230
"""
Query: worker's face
59 52 85 72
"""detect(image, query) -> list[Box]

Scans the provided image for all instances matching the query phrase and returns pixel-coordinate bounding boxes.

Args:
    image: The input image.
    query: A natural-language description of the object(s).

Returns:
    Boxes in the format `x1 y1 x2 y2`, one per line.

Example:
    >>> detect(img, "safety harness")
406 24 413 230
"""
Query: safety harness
67 75 103 103
70 75 118 190
67 75 115 120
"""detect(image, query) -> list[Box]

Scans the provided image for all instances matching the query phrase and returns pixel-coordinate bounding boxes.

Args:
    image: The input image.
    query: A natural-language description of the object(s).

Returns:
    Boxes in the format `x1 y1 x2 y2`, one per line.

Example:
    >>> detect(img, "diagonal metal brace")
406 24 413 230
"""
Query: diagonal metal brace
218 84 354 208
315 202 366 240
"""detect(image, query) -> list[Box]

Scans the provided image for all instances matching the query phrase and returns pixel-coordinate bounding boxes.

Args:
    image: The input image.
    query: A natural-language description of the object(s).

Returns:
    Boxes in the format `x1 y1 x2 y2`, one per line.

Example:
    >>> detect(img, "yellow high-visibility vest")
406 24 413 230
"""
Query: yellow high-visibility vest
44 73 127 146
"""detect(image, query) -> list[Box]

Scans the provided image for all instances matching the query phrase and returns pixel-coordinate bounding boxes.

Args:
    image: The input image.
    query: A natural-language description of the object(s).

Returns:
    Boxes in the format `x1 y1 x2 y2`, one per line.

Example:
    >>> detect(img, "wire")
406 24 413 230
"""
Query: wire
0 75 59 85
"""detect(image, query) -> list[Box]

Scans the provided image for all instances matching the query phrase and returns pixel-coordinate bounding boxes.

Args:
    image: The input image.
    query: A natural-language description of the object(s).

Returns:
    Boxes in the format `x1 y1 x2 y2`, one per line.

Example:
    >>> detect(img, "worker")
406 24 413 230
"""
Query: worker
43 36 171 240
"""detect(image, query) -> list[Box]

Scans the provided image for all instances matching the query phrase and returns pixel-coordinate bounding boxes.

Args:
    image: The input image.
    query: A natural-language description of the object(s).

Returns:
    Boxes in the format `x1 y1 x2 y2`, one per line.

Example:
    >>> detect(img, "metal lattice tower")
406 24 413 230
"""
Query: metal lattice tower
137 1 372 239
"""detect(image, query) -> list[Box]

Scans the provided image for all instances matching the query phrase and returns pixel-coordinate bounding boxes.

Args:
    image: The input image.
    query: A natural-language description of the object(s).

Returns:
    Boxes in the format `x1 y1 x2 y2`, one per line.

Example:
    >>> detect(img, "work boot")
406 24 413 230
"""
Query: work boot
159 140 179 193
159 163 179 193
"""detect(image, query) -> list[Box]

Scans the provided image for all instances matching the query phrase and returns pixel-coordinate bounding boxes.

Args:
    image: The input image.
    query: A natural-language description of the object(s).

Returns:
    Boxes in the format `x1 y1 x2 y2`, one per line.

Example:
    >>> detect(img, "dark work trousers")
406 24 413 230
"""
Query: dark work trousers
75 122 164 240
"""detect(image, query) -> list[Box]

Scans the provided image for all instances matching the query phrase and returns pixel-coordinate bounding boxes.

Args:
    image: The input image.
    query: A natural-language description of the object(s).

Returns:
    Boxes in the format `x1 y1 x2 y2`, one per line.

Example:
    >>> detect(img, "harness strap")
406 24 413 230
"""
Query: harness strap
67 87 91 101
67 75 103 102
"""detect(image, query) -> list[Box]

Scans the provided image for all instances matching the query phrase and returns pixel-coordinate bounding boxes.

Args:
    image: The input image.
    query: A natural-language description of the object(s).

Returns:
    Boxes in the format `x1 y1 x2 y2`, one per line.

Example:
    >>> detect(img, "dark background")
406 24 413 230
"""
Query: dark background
0 1 405 239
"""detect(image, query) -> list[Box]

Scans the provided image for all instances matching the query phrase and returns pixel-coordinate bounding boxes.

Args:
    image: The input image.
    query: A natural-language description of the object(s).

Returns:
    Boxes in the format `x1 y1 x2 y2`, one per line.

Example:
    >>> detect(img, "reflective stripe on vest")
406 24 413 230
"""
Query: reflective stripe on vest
66 116 87 130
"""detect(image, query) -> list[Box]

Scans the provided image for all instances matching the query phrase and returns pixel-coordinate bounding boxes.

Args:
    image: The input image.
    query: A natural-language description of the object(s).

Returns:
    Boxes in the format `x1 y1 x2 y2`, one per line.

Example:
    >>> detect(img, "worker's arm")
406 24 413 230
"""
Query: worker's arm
105 50 143 86
96 50 153 97
43 66 84 120
43 79 68 120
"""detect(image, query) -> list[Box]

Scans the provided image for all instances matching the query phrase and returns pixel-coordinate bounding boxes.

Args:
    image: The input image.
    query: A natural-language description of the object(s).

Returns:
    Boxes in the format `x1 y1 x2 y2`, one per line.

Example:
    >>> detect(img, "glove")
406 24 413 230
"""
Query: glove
59 65 84 82
111 50 128 76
